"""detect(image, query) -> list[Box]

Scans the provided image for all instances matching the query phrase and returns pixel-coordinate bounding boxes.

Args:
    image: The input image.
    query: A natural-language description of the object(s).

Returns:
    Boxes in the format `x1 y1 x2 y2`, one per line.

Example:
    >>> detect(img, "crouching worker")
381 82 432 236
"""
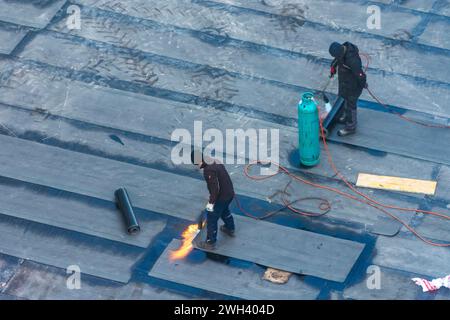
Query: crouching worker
329 41 368 137
191 149 236 250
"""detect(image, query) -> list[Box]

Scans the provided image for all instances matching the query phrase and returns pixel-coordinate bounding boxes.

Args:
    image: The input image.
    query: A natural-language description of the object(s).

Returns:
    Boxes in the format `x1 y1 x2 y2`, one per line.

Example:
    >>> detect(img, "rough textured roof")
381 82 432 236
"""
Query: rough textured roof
0 0 449 300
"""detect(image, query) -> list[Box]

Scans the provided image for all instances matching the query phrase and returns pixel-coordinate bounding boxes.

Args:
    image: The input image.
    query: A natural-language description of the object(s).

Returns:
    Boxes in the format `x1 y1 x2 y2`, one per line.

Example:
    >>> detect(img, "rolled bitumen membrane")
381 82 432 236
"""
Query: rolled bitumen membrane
115 187 140 235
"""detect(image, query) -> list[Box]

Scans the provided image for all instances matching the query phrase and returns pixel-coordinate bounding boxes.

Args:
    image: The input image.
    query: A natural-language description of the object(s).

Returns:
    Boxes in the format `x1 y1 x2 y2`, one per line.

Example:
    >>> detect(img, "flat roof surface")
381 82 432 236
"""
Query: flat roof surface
0 0 449 300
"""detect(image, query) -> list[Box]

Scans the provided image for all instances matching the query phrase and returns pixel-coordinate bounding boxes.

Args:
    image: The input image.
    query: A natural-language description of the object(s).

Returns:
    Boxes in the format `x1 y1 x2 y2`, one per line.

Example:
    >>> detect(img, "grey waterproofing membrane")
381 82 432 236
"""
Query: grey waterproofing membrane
373 233 450 278
0 59 427 235
404 0 447 14
0 0 66 29
418 18 450 50
435 166 450 201
0 254 20 286
441 1 450 17
193 215 365 282
0 101 438 187
342 265 427 300
0 129 415 236
32 15 450 118
51 4 450 85
206 0 448 51
198 0 450 38
412 207 450 243
0 78 439 192
149 239 320 299
373 0 447 14
0 134 208 221
0 24 28 54
0 96 422 236
0 294 20 300
0 62 437 183
0 177 167 248
3 48 449 167
10 32 320 122
0 0 448 300
76 0 422 49
14 27 450 124
3 260 195 300
0 215 144 283
329 108 450 166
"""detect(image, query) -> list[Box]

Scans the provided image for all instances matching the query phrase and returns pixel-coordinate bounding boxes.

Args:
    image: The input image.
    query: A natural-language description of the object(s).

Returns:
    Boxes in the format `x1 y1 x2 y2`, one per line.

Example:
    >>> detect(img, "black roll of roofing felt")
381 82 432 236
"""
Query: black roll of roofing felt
115 187 140 235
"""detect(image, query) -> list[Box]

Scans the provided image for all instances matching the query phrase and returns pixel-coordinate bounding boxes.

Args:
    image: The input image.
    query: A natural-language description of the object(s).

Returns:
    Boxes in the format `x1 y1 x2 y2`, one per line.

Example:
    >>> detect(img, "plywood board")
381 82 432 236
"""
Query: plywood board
356 173 437 195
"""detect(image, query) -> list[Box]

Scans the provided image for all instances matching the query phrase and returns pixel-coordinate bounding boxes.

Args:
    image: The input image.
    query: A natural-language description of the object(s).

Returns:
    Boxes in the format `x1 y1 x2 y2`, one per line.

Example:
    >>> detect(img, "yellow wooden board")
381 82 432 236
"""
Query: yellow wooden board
356 173 437 195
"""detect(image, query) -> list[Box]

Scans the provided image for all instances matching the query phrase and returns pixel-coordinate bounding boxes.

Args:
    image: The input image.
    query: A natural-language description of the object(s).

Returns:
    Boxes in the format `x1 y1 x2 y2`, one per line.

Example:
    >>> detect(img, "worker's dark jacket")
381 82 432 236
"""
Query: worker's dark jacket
202 162 235 204
331 42 367 98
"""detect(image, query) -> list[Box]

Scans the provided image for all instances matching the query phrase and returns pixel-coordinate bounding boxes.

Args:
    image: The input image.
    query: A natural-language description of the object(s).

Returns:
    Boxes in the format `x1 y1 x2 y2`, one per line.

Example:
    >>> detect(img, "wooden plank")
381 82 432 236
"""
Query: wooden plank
356 173 437 195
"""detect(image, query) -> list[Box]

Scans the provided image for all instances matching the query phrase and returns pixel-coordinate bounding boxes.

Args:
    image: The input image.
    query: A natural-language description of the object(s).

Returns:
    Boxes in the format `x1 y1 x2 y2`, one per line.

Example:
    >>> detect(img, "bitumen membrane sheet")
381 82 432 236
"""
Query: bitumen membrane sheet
192 215 365 282
328 107 450 166
0 214 145 283
4 259 194 300
0 0 448 301
149 240 321 300
0 0 66 28
0 0 65 28
0 176 167 248
0 23 28 55
373 233 450 278
71 0 450 118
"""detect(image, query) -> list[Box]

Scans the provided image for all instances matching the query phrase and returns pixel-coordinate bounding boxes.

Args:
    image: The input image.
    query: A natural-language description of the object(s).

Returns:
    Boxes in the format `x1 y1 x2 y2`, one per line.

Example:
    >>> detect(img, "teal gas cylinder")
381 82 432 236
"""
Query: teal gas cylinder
298 92 320 166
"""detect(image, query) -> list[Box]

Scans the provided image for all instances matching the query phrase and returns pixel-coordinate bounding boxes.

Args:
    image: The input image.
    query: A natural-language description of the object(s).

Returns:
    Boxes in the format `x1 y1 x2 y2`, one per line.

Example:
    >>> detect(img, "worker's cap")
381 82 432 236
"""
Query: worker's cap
190 148 204 165
329 42 345 59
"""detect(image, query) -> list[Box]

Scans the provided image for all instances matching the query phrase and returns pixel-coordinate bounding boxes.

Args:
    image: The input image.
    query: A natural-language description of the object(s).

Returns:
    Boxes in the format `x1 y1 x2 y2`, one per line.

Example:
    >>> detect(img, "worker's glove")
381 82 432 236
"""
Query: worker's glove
205 203 214 212
330 66 336 78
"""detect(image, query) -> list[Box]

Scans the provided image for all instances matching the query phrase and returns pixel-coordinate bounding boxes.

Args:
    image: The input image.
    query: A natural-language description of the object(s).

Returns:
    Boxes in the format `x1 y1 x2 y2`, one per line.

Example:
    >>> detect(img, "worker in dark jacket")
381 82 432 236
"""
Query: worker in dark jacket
329 42 368 136
191 150 235 250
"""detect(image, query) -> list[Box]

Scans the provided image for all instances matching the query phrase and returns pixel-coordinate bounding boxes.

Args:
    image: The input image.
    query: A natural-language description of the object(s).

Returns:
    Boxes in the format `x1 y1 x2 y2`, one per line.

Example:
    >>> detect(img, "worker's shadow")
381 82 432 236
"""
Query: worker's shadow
186 248 230 265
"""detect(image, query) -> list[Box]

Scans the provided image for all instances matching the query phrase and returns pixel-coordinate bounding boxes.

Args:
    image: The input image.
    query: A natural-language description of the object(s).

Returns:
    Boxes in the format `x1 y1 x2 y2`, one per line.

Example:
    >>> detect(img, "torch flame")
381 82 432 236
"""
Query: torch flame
170 223 201 261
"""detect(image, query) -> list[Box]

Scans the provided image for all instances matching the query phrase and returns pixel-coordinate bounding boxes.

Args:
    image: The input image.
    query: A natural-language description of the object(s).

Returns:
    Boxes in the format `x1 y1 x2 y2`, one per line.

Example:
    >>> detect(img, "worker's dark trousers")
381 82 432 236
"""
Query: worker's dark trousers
206 198 235 243
343 95 358 131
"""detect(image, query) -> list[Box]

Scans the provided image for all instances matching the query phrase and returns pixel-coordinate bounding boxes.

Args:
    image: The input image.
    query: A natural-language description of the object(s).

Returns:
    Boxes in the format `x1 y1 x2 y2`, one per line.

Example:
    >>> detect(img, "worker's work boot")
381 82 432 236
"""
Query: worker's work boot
338 114 346 124
220 225 235 237
196 240 216 250
337 128 356 137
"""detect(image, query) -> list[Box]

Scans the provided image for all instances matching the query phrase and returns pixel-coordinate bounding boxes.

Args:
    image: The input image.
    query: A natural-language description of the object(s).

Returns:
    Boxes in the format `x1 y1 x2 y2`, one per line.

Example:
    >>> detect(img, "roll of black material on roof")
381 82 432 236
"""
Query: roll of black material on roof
115 187 140 235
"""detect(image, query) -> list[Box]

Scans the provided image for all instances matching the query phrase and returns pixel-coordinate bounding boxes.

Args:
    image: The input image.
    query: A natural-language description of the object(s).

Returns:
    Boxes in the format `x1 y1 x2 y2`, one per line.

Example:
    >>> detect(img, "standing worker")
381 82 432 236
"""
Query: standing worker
191 150 236 250
329 42 368 137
